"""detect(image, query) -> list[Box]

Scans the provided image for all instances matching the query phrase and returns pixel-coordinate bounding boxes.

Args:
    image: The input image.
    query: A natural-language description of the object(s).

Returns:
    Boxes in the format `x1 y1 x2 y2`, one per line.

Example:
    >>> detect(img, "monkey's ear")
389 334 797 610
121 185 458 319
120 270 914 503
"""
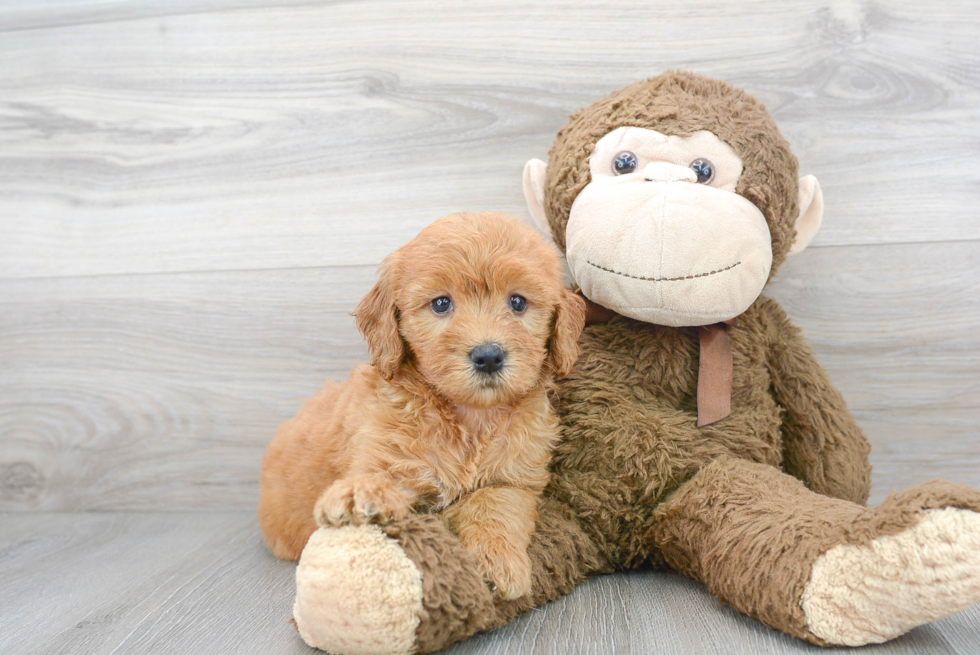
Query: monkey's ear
523 158 550 234
548 287 587 378
789 175 824 255
353 261 404 379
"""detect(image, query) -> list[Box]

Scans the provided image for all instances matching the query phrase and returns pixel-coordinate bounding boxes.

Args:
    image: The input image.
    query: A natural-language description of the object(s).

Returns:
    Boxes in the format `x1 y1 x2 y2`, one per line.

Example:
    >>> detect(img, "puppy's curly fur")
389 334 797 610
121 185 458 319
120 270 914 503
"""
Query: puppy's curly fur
258 212 586 599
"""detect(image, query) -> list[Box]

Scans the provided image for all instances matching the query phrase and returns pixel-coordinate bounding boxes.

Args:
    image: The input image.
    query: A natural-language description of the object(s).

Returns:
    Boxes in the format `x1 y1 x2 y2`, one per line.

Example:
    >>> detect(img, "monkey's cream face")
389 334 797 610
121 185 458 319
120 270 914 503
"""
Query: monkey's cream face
565 126 773 327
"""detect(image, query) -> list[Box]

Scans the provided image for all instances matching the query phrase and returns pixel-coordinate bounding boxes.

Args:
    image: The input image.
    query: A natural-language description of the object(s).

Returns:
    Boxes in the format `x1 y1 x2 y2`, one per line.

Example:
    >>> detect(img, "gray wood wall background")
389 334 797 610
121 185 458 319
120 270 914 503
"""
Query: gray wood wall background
3 0 978 513
1 1 980 653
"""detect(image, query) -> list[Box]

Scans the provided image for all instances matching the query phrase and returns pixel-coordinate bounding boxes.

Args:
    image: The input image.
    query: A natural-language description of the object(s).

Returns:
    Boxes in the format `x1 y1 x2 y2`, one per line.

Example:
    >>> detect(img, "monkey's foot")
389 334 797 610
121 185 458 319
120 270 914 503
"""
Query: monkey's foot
802 507 980 645
294 514 497 654
294 525 424 654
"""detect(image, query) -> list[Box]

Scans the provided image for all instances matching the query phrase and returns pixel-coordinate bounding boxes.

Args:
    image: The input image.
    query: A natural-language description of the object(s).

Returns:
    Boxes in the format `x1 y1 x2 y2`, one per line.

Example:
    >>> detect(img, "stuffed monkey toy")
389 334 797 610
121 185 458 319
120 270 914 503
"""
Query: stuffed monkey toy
289 71 980 653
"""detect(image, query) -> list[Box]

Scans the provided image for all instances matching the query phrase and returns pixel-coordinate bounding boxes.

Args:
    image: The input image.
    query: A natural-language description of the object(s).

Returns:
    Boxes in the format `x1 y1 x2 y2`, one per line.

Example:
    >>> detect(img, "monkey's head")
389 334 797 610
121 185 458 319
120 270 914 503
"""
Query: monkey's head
524 71 823 327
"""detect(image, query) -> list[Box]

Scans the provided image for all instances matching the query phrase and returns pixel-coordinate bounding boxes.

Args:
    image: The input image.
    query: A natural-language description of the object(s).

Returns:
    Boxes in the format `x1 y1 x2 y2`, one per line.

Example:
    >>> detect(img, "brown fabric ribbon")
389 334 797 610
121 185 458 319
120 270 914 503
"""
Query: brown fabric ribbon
575 291 736 428
696 319 736 427
581 294 619 325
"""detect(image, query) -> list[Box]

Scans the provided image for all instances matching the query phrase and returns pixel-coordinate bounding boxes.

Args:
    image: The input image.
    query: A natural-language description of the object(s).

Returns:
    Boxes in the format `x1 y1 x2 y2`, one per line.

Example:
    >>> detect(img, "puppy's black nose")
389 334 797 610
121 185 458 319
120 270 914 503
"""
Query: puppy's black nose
470 343 505 374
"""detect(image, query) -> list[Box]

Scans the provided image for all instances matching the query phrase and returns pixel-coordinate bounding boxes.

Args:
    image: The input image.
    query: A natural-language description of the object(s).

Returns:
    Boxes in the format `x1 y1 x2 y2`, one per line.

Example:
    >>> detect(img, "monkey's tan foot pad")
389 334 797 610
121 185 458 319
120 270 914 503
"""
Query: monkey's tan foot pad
294 526 424 655
293 515 498 654
801 508 980 646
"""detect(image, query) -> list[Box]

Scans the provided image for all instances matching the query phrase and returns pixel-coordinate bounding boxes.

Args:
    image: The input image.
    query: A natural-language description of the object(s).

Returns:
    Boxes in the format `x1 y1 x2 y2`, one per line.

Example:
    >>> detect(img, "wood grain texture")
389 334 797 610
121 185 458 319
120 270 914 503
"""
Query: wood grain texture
2 511 979 655
769 241 980 504
448 569 980 655
0 266 371 510
0 512 304 655
1 0 979 279
0 0 318 33
1 0 979 652
1 242 979 510
1 241 978 510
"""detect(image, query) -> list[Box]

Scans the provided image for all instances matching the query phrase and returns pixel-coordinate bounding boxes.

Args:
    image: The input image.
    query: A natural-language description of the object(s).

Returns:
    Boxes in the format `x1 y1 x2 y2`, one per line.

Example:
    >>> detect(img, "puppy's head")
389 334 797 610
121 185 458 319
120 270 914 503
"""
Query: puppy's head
354 212 586 408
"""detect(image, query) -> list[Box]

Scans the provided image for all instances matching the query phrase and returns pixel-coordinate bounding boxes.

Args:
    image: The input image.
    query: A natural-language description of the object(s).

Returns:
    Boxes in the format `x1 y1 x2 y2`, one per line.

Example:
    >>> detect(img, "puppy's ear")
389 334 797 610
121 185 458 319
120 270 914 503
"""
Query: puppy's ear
547 288 586 378
353 260 404 379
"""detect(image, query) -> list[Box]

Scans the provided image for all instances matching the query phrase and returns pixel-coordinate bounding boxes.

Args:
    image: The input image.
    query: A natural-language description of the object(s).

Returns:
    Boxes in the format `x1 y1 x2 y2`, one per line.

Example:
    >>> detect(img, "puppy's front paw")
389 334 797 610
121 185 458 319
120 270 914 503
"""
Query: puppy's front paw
314 474 410 528
350 475 410 525
314 479 356 527
465 538 533 600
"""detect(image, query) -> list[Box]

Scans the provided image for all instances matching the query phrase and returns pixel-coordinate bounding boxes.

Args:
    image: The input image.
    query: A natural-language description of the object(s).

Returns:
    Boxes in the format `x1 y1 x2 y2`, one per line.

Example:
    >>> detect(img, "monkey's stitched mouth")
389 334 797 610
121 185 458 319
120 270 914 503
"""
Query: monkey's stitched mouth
586 260 742 282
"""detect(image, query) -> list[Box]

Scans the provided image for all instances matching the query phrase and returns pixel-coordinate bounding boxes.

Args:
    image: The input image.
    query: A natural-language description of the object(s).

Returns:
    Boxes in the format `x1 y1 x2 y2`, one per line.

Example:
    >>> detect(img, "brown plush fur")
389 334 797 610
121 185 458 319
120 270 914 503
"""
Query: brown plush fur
544 71 800 280
383 73 876 650
383 498 608 651
288 72 980 653
382 513 498 652
653 457 980 644
542 295 872 572
258 212 586 599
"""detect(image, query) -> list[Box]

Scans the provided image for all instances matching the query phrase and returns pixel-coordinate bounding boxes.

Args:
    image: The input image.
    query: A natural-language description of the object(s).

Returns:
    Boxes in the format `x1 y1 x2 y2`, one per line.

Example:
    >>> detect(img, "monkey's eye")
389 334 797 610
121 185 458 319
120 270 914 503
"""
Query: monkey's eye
690 158 714 184
509 294 528 313
430 296 453 315
612 151 638 175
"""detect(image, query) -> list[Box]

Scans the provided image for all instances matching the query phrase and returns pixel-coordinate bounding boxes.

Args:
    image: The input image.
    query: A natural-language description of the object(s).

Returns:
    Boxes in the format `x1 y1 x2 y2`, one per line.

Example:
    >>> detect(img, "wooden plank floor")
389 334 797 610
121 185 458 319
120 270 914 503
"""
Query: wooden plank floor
2 0 979 652
3 511 980 655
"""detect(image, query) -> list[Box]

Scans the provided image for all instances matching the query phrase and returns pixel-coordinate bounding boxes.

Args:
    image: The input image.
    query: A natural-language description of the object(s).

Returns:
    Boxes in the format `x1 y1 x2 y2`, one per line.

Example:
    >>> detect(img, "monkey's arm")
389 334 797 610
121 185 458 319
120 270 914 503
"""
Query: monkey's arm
759 297 871 505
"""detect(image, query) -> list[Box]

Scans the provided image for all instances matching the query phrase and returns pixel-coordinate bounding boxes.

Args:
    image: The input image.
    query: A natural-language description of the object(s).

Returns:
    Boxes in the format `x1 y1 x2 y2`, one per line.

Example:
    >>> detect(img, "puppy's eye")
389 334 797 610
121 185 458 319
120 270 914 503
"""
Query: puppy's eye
509 295 528 313
430 296 453 315
612 151 638 175
690 158 714 184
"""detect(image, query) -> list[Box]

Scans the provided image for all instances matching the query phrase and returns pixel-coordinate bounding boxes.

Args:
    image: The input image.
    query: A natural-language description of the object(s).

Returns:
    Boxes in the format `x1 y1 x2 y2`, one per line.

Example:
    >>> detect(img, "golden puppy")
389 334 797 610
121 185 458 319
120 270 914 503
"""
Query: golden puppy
258 211 585 599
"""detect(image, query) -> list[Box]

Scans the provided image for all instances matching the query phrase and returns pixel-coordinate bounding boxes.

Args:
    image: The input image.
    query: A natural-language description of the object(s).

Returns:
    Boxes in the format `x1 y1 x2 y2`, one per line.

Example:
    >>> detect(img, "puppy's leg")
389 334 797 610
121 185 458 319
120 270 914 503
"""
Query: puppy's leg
444 486 537 600
314 472 412 527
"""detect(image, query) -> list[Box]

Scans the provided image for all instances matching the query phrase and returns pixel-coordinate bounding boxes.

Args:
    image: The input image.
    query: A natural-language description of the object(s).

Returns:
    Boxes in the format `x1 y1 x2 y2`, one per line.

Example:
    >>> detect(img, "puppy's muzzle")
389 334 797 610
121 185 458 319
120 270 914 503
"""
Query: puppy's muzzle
469 343 506 375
